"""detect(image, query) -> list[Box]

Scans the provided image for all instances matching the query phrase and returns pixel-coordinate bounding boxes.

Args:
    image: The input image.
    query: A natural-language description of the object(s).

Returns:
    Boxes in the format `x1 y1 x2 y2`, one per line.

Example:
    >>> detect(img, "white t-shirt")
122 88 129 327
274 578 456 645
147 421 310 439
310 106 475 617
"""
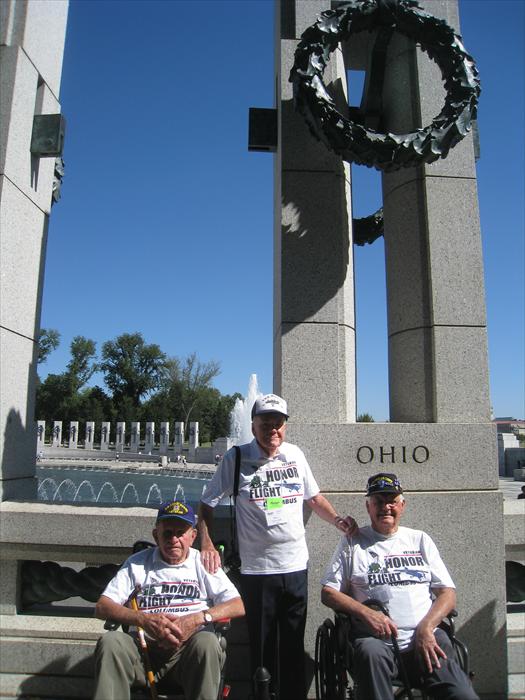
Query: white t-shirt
321 525 455 650
201 439 320 574
102 546 240 636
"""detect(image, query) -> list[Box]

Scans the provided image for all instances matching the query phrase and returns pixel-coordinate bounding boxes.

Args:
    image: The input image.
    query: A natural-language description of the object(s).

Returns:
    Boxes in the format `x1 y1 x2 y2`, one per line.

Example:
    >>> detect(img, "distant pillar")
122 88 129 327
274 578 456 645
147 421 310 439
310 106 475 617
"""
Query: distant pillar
115 422 125 453
145 422 155 454
36 421 45 452
130 422 140 452
188 422 199 462
100 422 111 451
52 421 62 448
68 421 78 449
174 422 184 456
85 421 95 450
159 422 170 456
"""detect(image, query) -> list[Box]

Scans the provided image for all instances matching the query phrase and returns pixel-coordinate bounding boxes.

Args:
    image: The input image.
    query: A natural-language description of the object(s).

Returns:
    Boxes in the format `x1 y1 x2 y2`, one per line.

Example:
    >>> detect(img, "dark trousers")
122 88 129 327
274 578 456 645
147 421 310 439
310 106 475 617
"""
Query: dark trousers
240 570 308 700
352 627 479 700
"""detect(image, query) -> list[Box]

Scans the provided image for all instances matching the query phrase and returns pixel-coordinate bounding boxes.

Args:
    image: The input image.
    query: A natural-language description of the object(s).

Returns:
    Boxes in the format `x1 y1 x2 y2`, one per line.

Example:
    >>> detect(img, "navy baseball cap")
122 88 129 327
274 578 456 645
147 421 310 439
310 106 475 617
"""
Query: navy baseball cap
366 473 403 496
156 500 196 526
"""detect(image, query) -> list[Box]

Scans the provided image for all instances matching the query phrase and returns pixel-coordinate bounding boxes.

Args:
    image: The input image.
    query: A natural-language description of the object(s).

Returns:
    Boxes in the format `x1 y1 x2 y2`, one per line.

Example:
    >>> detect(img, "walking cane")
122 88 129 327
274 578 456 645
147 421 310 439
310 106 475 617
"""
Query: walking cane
365 599 414 700
130 589 159 700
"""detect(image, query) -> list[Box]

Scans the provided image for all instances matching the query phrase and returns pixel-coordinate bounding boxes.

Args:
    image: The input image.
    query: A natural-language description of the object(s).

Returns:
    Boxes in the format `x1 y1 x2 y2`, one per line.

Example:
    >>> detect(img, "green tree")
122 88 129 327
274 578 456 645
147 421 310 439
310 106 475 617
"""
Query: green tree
357 412 375 422
36 335 99 426
66 336 98 391
37 328 60 365
100 333 168 408
166 352 221 436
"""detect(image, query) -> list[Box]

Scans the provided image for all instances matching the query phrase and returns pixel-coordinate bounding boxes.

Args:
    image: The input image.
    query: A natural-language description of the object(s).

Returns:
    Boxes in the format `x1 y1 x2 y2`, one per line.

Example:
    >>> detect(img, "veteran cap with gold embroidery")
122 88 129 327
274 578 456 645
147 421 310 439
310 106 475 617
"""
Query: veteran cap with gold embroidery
156 500 196 526
366 473 403 496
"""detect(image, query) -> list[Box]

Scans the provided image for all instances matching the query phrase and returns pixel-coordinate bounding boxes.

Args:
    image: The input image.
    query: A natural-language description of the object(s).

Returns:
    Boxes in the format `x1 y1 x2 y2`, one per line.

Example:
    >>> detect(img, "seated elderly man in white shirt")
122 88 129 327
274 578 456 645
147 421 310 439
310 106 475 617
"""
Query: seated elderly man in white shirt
321 473 479 700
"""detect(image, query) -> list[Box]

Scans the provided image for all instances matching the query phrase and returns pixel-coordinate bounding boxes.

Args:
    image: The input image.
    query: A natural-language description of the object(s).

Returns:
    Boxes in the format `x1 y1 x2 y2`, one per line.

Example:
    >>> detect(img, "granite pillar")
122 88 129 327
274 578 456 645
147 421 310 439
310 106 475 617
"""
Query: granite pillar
159 422 170 456
174 422 184 457
51 421 62 448
276 0 506 696
100 422 110 452
84 421 95 450
115 422 125 453
144 422 155 454
0 0 68 499
68 421 78 449
274 0 356 424
36 421 45 452
130 421 140 453
189 422 199 462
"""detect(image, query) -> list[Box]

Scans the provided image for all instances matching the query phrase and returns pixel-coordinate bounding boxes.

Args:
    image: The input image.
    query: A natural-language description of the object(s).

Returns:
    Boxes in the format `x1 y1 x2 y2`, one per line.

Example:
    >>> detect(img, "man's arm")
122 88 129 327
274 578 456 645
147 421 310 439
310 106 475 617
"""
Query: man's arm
175 596 245 643
414 587 456 673
321 586 398 638
307 493 358 536
198 502 221 573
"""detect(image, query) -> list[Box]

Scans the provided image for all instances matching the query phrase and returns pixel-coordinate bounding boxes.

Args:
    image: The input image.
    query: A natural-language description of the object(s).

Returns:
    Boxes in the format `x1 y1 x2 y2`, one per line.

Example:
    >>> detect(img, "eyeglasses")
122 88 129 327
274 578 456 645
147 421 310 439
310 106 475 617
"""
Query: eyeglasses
256 415 287 430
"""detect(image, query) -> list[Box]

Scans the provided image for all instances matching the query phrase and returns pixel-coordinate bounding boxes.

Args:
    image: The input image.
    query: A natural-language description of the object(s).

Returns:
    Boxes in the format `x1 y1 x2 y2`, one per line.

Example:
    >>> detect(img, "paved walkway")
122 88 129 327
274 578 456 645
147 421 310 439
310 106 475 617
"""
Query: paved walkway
499 476 525 500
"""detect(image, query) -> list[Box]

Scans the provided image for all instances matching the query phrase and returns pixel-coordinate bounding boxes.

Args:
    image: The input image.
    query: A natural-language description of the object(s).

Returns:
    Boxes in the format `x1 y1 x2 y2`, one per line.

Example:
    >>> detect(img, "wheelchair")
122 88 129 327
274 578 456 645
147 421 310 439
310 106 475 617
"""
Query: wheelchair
103 540 232 700
314 599 472 700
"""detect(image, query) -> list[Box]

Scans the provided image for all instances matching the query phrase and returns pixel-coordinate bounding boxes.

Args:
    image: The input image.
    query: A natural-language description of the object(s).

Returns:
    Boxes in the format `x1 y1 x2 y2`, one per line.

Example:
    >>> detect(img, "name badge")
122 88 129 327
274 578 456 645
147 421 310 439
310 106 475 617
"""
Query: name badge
265 497 285 526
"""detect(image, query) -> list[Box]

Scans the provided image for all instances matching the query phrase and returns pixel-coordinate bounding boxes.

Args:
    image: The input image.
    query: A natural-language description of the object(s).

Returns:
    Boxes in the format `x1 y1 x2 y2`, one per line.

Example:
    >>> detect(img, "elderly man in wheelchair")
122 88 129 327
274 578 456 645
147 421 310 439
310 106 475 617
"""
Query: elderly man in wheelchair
92 500 245 700
319 473 478 700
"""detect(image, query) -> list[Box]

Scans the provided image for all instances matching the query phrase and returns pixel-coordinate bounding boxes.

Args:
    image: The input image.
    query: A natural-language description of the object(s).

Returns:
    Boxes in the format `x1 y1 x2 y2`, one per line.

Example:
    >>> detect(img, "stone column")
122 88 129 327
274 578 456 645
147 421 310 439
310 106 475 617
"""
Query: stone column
130 422 140 453
115 422 125 453
36 421 45 453
144 422 155 454
0 0 68 499
68 421 78 449
274 0 356 424
100 422 111 451
381 3 490 425
159 422 170 456
188 422 199 462
174 422 184 457
51 421 62 448
85 421 95 450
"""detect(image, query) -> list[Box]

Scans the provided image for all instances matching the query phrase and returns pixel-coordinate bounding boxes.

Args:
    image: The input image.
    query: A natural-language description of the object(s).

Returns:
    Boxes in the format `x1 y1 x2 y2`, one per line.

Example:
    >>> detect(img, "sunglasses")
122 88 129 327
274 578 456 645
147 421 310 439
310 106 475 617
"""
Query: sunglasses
256 415 287 429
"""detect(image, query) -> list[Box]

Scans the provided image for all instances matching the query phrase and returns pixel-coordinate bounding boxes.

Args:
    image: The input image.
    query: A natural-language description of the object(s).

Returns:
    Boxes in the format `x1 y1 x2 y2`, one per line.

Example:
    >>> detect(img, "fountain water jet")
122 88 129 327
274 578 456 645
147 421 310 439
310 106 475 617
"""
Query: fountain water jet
229 374 262 445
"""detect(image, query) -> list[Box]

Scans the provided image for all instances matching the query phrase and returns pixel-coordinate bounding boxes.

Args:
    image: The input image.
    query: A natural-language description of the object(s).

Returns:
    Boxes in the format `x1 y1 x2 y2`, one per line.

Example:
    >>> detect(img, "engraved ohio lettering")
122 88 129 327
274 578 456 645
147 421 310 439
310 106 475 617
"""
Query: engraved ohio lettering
356 445 430 465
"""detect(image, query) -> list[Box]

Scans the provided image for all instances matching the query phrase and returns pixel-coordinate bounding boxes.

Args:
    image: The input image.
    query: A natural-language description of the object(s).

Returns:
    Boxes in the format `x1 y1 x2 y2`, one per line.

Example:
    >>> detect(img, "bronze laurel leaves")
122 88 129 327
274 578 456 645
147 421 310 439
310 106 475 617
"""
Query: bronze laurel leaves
289 0 480 172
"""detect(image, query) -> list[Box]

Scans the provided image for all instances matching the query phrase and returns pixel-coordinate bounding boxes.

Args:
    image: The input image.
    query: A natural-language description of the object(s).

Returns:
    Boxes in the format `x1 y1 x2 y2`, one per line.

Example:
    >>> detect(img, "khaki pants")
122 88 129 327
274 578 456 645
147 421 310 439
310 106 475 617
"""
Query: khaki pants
93 629 225 700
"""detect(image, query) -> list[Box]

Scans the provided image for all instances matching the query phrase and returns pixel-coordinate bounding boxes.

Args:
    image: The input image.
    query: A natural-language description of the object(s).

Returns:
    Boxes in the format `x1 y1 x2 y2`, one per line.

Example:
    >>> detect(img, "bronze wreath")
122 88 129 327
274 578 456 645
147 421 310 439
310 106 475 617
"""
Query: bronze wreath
289 0 480 172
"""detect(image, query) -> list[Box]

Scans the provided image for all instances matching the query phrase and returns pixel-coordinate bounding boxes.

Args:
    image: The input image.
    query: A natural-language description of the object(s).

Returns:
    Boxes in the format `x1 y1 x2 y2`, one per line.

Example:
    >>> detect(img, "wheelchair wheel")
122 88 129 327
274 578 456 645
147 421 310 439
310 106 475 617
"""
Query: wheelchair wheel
315 619 353 700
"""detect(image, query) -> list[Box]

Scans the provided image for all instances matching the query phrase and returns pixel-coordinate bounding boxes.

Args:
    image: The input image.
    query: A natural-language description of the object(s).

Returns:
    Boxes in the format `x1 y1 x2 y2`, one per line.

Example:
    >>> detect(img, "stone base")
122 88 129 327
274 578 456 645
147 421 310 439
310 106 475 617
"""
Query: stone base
287 422 498 491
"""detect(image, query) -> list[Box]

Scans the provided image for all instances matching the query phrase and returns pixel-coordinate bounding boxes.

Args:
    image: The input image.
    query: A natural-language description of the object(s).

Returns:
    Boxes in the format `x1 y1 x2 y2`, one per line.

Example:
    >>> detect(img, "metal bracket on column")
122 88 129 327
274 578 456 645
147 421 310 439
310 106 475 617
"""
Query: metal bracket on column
30 114 66 157
248 108 277 152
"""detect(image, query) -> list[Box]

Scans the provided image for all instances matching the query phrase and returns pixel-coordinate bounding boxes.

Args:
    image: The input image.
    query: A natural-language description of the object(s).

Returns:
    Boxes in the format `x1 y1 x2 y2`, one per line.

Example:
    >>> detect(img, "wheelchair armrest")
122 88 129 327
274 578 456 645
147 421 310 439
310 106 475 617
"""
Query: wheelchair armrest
104 619 120 631
214 618 231 633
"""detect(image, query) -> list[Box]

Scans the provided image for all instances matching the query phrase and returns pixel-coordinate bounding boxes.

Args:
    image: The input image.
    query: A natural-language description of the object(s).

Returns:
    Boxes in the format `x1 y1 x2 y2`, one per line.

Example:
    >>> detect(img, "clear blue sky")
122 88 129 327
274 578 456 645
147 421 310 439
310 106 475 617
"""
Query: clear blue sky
40 0 524 422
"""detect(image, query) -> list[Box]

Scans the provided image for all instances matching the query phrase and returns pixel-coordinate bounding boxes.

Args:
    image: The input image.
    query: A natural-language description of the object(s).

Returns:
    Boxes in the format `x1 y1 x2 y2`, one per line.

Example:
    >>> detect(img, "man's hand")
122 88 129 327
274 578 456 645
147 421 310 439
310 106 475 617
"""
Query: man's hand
200 547 222 574
335 515 358 536
415 623 447 673
140 612 185 649
359 606 398 639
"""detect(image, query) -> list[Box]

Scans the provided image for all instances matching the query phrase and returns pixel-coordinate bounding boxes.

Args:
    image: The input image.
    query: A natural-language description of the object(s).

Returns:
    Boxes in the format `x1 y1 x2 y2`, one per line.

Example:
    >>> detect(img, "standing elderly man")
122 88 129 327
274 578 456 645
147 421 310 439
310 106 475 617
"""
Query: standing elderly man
321 473 478 700
92 501 245 700
198 393 357 700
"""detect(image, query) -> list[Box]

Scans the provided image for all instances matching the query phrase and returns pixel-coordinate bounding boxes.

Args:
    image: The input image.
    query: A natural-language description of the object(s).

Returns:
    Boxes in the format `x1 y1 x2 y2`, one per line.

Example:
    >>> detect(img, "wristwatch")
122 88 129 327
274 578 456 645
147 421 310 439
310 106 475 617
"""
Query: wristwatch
203 610 213 624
